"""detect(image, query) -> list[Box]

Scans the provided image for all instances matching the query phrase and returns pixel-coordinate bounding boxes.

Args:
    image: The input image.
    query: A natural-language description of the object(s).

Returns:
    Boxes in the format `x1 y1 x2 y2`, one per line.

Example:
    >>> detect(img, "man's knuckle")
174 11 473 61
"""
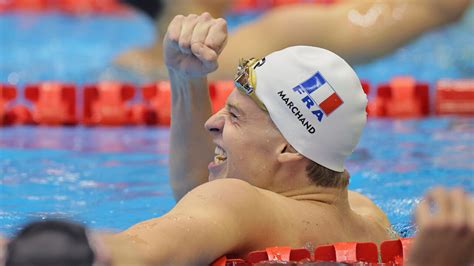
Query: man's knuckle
215 18 227 27
175 15 185 20
215 18 226 24
170 16 184 26
200 12 212 19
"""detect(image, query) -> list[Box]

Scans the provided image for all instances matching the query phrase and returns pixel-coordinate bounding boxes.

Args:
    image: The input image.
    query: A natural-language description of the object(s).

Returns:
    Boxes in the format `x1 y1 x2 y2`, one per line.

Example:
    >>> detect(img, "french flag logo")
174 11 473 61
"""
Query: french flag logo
296 72 343 115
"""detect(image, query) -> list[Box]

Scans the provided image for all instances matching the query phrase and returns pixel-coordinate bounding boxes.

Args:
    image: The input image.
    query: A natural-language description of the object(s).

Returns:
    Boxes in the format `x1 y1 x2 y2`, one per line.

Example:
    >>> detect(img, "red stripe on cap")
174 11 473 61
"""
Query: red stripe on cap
319 92 343 115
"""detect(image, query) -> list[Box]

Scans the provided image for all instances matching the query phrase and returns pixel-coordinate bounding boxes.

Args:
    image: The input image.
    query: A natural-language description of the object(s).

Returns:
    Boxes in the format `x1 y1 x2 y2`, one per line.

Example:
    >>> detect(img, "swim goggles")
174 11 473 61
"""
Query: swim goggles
234 58 268 111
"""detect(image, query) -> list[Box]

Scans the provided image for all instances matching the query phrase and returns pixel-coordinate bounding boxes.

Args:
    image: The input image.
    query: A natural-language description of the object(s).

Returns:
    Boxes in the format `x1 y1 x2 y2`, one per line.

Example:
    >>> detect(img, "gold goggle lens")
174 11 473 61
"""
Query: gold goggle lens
233 58 267 111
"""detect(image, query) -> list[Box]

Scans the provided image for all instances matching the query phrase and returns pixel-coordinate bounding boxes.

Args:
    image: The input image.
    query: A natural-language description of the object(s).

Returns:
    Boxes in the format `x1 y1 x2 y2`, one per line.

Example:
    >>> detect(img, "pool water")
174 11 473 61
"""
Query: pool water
1 7 473 237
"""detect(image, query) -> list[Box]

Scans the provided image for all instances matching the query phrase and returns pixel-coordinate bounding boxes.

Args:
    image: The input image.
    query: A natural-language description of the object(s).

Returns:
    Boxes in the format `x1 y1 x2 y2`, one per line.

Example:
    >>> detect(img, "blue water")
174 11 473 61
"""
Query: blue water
0 126 175 235
1 7 474 237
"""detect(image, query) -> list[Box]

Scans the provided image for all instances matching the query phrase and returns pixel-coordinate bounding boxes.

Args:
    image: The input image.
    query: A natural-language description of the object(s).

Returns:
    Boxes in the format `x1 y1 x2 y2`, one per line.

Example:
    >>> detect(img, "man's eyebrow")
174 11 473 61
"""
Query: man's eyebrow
226 102 245 116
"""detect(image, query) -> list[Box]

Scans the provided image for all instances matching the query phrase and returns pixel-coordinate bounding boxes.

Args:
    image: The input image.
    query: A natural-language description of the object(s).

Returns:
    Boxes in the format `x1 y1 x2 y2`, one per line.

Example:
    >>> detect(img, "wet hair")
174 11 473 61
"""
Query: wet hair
306 161 349 188
120 0 164 19
283 142 349 188
270 118 349 188
6 220 94 266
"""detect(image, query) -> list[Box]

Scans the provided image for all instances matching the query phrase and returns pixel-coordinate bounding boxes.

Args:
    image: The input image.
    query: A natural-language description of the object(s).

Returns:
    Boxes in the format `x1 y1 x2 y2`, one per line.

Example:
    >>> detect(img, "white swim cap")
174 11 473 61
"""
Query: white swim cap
237 46 367 172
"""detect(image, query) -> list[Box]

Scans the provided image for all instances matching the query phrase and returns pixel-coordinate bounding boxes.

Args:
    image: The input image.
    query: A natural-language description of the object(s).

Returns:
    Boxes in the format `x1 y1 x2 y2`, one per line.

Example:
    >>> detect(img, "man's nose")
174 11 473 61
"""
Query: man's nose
204 109 225 135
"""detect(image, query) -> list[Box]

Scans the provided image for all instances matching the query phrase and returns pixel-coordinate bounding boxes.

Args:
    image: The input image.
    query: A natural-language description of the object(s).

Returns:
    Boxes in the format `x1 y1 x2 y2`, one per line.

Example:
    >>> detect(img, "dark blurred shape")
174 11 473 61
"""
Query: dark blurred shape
6 220 94 266
120 0 163 19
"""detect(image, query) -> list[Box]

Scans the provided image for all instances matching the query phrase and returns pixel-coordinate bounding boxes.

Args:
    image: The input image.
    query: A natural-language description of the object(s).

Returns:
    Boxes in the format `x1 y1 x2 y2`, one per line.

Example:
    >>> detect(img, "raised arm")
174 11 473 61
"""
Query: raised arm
164 13 228 200
211 0 470 78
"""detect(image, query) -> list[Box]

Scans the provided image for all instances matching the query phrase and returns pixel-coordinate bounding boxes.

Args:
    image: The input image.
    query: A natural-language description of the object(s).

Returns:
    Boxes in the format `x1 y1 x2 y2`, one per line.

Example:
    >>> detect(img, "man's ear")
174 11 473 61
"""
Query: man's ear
277 143 304 163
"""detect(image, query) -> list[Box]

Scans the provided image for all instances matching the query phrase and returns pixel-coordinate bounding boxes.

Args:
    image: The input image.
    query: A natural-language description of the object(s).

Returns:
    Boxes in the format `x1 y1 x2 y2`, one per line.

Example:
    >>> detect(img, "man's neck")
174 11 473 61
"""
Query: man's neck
281 185 351 209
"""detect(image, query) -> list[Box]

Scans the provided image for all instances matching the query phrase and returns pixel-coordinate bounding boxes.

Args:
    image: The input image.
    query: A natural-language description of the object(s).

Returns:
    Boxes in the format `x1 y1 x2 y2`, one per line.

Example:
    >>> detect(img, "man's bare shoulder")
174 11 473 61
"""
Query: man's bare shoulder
174 179 296 250
181 178 302 210
176 178 277 217
177 179 301 230
348 190 391 228
183 178 260 201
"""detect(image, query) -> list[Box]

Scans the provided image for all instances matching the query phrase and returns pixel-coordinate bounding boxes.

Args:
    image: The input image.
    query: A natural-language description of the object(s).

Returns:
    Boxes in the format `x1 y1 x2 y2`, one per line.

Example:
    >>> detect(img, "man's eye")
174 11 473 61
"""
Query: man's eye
229 112 238 119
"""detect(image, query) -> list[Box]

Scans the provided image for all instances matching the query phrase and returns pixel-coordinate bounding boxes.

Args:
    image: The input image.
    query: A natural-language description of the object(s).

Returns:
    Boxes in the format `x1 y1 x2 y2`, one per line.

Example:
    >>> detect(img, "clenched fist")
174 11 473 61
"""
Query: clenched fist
164 13 228 77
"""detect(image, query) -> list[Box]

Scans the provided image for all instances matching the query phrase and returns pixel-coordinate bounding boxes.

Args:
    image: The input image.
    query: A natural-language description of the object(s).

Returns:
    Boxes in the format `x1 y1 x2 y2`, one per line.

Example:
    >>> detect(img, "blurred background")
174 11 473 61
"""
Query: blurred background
1 0 473 85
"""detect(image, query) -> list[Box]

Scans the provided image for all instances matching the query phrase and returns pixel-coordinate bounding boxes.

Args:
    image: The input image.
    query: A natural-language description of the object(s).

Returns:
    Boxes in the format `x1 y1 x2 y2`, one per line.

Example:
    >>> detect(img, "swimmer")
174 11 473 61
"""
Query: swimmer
115 0 471 79
108 13 393 265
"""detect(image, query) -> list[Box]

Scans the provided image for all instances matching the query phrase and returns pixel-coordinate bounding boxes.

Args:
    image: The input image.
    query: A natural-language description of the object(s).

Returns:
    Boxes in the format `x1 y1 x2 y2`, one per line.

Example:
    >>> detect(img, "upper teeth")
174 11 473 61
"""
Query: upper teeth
215 146 227 159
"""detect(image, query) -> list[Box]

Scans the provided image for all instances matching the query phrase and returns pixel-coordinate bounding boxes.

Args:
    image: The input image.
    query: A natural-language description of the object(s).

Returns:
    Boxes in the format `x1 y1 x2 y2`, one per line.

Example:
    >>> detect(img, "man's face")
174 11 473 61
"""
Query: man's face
204 89 286 189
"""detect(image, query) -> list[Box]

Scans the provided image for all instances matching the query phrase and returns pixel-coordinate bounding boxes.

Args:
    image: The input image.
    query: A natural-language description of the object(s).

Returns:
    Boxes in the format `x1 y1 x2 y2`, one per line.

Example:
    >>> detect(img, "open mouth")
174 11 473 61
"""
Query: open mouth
214 145 227 165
